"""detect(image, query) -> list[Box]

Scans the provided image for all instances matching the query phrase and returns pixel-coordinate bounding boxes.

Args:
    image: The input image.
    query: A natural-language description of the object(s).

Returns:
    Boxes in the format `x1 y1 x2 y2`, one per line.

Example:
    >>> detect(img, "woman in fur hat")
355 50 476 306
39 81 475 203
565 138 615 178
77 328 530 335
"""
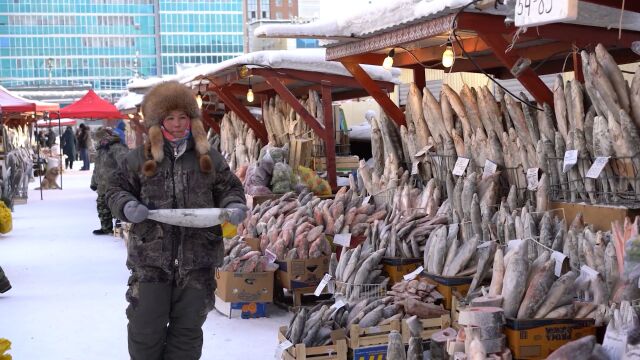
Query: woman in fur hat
105 81 247 360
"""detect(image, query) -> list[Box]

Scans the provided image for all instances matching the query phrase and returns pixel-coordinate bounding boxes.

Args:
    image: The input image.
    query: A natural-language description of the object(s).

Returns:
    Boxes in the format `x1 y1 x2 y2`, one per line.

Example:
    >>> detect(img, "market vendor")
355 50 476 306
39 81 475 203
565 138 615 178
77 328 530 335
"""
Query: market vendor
105 81 248 360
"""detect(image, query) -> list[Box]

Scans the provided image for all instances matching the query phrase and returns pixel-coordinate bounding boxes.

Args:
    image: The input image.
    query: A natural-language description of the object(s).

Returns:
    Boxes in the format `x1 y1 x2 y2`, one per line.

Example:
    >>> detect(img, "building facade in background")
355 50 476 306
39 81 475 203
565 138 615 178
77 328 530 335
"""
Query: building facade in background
0 0 243 91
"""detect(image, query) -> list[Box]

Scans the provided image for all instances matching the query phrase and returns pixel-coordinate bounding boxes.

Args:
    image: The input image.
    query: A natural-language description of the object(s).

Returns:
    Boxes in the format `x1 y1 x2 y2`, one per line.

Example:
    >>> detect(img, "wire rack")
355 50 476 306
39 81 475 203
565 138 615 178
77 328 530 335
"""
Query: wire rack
334 281 387 301
547 154 640 208
372 187 396 208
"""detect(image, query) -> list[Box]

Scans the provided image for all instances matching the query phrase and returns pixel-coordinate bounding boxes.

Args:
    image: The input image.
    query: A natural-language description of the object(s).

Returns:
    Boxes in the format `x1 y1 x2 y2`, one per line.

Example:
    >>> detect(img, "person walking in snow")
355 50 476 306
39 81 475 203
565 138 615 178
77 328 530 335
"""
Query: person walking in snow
0 266 10 293
61 126 77 170
90 127 129 235
77 123 91 170
106 81 247 360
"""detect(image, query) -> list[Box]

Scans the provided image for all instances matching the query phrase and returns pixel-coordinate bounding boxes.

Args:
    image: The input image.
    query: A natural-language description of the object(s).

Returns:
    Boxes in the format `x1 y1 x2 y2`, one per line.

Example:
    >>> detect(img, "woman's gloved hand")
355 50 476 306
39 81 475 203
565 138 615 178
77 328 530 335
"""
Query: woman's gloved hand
226 203 249 225
124 201 149 223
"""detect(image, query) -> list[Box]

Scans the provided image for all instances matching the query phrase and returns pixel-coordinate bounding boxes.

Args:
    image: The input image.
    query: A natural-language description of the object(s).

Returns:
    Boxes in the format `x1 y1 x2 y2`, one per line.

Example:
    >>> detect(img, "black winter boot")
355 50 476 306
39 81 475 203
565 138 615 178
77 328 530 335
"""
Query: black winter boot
0 266 11 293
93 229 111 235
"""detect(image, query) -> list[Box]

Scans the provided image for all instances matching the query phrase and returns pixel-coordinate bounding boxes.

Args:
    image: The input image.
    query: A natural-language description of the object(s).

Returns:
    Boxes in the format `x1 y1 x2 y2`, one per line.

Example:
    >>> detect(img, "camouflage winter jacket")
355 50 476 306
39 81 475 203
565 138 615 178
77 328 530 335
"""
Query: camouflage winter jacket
90 136 129 194
106 138 245 289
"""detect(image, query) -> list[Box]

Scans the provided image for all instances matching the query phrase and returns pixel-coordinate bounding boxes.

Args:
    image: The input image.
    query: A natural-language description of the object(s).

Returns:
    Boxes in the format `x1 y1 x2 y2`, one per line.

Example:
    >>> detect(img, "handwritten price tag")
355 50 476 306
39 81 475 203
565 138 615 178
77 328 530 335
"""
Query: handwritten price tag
314 273 332 296
508 239 523 250
482 159 498 179
586 157 610 179
515 0 578 27
330 298 346 310
581 265 599 280
333 233 351 247
563 150 578 173
452 157 470 176
403 266 424 281
363 195 372 204
275 340 294 359
526 168 539 191
551 251 567 277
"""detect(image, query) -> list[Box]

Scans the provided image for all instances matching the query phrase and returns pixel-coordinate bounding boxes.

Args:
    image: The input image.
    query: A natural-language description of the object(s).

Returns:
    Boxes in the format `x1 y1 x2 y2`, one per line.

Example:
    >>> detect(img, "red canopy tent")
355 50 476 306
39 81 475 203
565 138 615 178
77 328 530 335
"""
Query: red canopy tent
0 85 59 113
36 118 77 127
59 89 124 119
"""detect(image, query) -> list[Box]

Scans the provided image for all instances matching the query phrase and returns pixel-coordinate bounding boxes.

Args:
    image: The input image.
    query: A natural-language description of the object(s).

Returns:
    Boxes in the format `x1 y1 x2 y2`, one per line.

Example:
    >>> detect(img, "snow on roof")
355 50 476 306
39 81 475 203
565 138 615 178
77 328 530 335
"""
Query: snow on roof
255 0 469 39
126 75 179 91
176 48 401 85
114 92 144 111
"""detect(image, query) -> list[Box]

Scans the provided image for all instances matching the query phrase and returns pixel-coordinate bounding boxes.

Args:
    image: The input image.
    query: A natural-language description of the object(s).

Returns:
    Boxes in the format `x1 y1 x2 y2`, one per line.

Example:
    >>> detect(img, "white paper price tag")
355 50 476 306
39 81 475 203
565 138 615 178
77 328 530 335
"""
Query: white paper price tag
551 251 567 277
452 157 470 176
403 266 424 281
515 0 578 27
482 160 498 179
275 340 294 359
526 168 539 191
314 274 332 296
265 249 277 264
581 265 599 280
330 298 346 310
363 195 372 204
563 150 578 173
586 157 610 179
333 233 351 247
411 161 419 175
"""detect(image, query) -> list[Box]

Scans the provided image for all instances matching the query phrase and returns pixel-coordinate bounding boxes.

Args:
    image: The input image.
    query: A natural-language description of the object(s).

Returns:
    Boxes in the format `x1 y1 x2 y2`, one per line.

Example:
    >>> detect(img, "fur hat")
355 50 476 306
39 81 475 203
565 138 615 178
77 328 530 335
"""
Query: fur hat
94 126 117 143
140 81 212 177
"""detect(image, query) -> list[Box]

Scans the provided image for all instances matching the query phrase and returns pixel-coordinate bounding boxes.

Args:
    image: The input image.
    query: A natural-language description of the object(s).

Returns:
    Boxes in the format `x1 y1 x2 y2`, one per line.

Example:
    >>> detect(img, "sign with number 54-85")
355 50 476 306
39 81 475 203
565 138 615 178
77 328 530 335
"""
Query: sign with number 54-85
515 0 578 27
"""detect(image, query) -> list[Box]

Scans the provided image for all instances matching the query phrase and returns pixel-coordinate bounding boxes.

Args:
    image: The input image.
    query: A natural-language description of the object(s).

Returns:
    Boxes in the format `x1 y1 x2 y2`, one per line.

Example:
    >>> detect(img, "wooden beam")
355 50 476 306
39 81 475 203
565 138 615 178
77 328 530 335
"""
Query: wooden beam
213 87 268 144
581 0 640 13
263 76 326 136
341 61 406 127
321 82 337 190
331 89 373 101
250 67 396 92
477 32 554 106
413 67 426 93
201 108 220 135
573 49 584 84
458 12 640 48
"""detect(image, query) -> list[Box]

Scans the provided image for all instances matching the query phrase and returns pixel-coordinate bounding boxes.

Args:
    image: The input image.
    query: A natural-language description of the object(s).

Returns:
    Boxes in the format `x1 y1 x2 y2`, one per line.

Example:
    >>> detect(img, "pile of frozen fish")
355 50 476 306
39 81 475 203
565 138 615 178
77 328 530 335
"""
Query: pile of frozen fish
331 243 389 300
387 278 449 318
220 237 276 273
261 90 324 149
4 124 31 151
238 188 385 260
219 111 262 171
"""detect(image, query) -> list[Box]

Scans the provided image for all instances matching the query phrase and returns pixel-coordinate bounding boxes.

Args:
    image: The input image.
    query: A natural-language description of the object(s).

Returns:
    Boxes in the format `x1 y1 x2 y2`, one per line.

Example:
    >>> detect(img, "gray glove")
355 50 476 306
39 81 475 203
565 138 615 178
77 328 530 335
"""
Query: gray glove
123 201 149 224
226 203 249 225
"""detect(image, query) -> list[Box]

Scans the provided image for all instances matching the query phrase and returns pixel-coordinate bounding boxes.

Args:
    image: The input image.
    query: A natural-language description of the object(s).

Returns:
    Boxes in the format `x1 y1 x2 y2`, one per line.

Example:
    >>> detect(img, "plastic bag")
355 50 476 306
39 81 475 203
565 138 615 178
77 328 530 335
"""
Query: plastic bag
603 301 639 359
0 202 12 234
298 166 331 196
271 162 293 194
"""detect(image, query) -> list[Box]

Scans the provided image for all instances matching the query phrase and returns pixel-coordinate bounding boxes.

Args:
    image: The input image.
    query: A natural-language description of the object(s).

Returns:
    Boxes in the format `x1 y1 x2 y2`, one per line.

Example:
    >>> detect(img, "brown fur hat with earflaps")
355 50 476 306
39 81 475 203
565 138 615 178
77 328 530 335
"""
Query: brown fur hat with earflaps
140 81 212 177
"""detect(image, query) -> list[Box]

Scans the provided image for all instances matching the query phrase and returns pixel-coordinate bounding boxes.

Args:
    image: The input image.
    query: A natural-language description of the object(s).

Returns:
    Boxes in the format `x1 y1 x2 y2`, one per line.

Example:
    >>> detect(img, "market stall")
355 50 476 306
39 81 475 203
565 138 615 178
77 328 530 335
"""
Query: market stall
0 85 60 202
243 1 640 359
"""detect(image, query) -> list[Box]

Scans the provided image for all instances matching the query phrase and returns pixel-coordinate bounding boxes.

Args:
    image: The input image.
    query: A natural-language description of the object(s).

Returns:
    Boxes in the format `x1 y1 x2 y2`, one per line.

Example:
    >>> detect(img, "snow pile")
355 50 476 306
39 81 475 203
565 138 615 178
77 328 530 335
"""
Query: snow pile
176 48 401 85
114 92 144 111
255 0 470 39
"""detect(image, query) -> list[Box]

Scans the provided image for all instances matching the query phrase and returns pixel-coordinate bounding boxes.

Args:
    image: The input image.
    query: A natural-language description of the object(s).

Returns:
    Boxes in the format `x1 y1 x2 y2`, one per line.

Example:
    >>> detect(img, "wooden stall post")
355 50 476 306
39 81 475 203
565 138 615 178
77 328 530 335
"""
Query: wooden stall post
321 81 337 191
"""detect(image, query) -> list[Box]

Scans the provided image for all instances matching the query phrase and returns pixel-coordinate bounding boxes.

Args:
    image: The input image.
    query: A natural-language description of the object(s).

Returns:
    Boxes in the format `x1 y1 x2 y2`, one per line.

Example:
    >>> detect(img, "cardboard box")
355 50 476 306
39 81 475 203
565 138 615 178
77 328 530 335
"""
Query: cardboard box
213 293 268 319
276 256 330 290
422 272 473 310
244 237 261 252
313 156 359 172
214 269 275 303
350 344 388 360
504 317 596 359
381 257 422 286
549 200 640 232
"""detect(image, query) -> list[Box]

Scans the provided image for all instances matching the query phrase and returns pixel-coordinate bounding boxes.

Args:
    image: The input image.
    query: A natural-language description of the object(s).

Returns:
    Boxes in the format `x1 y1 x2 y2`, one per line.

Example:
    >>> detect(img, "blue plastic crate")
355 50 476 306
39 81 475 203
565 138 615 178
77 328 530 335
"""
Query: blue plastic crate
351 344 388 360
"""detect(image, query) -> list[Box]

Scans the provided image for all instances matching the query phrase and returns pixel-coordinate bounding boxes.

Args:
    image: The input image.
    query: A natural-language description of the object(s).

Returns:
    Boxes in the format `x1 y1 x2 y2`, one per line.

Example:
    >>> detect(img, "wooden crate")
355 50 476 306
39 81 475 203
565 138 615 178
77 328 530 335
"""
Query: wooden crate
278 326 348 360
313 156 359 172
348 320 401 349
401 314 451 344
549 200 640 232
289 137 314 172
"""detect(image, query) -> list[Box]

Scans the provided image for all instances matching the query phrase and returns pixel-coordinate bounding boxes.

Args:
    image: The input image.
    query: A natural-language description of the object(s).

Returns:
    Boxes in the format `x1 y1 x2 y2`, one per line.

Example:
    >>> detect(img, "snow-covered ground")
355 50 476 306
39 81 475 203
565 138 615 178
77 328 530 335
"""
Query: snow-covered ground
0 164 291 359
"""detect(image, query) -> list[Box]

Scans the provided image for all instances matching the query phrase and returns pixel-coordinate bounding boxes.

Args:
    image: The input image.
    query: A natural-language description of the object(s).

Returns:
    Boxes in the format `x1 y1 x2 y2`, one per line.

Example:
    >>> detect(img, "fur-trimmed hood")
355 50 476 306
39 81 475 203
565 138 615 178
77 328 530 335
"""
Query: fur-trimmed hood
139 81 212 177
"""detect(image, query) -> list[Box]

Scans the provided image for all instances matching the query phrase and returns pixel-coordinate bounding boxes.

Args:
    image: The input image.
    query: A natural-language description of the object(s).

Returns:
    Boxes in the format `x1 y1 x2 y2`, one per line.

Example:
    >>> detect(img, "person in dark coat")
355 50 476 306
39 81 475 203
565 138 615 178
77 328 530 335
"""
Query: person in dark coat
91 127 129 235
45 129 57 148
106 81 247 360
77 123 90 170
60 126 77 169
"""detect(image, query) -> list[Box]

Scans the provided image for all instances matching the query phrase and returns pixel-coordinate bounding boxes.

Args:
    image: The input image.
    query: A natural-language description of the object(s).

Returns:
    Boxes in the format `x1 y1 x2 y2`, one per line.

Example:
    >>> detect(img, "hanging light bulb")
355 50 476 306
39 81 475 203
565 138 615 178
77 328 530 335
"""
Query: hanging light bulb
127 113 134 119
442 45 455 68
382 48 395 70
246 88 254 103
138 110 144 120
196 91 203 108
